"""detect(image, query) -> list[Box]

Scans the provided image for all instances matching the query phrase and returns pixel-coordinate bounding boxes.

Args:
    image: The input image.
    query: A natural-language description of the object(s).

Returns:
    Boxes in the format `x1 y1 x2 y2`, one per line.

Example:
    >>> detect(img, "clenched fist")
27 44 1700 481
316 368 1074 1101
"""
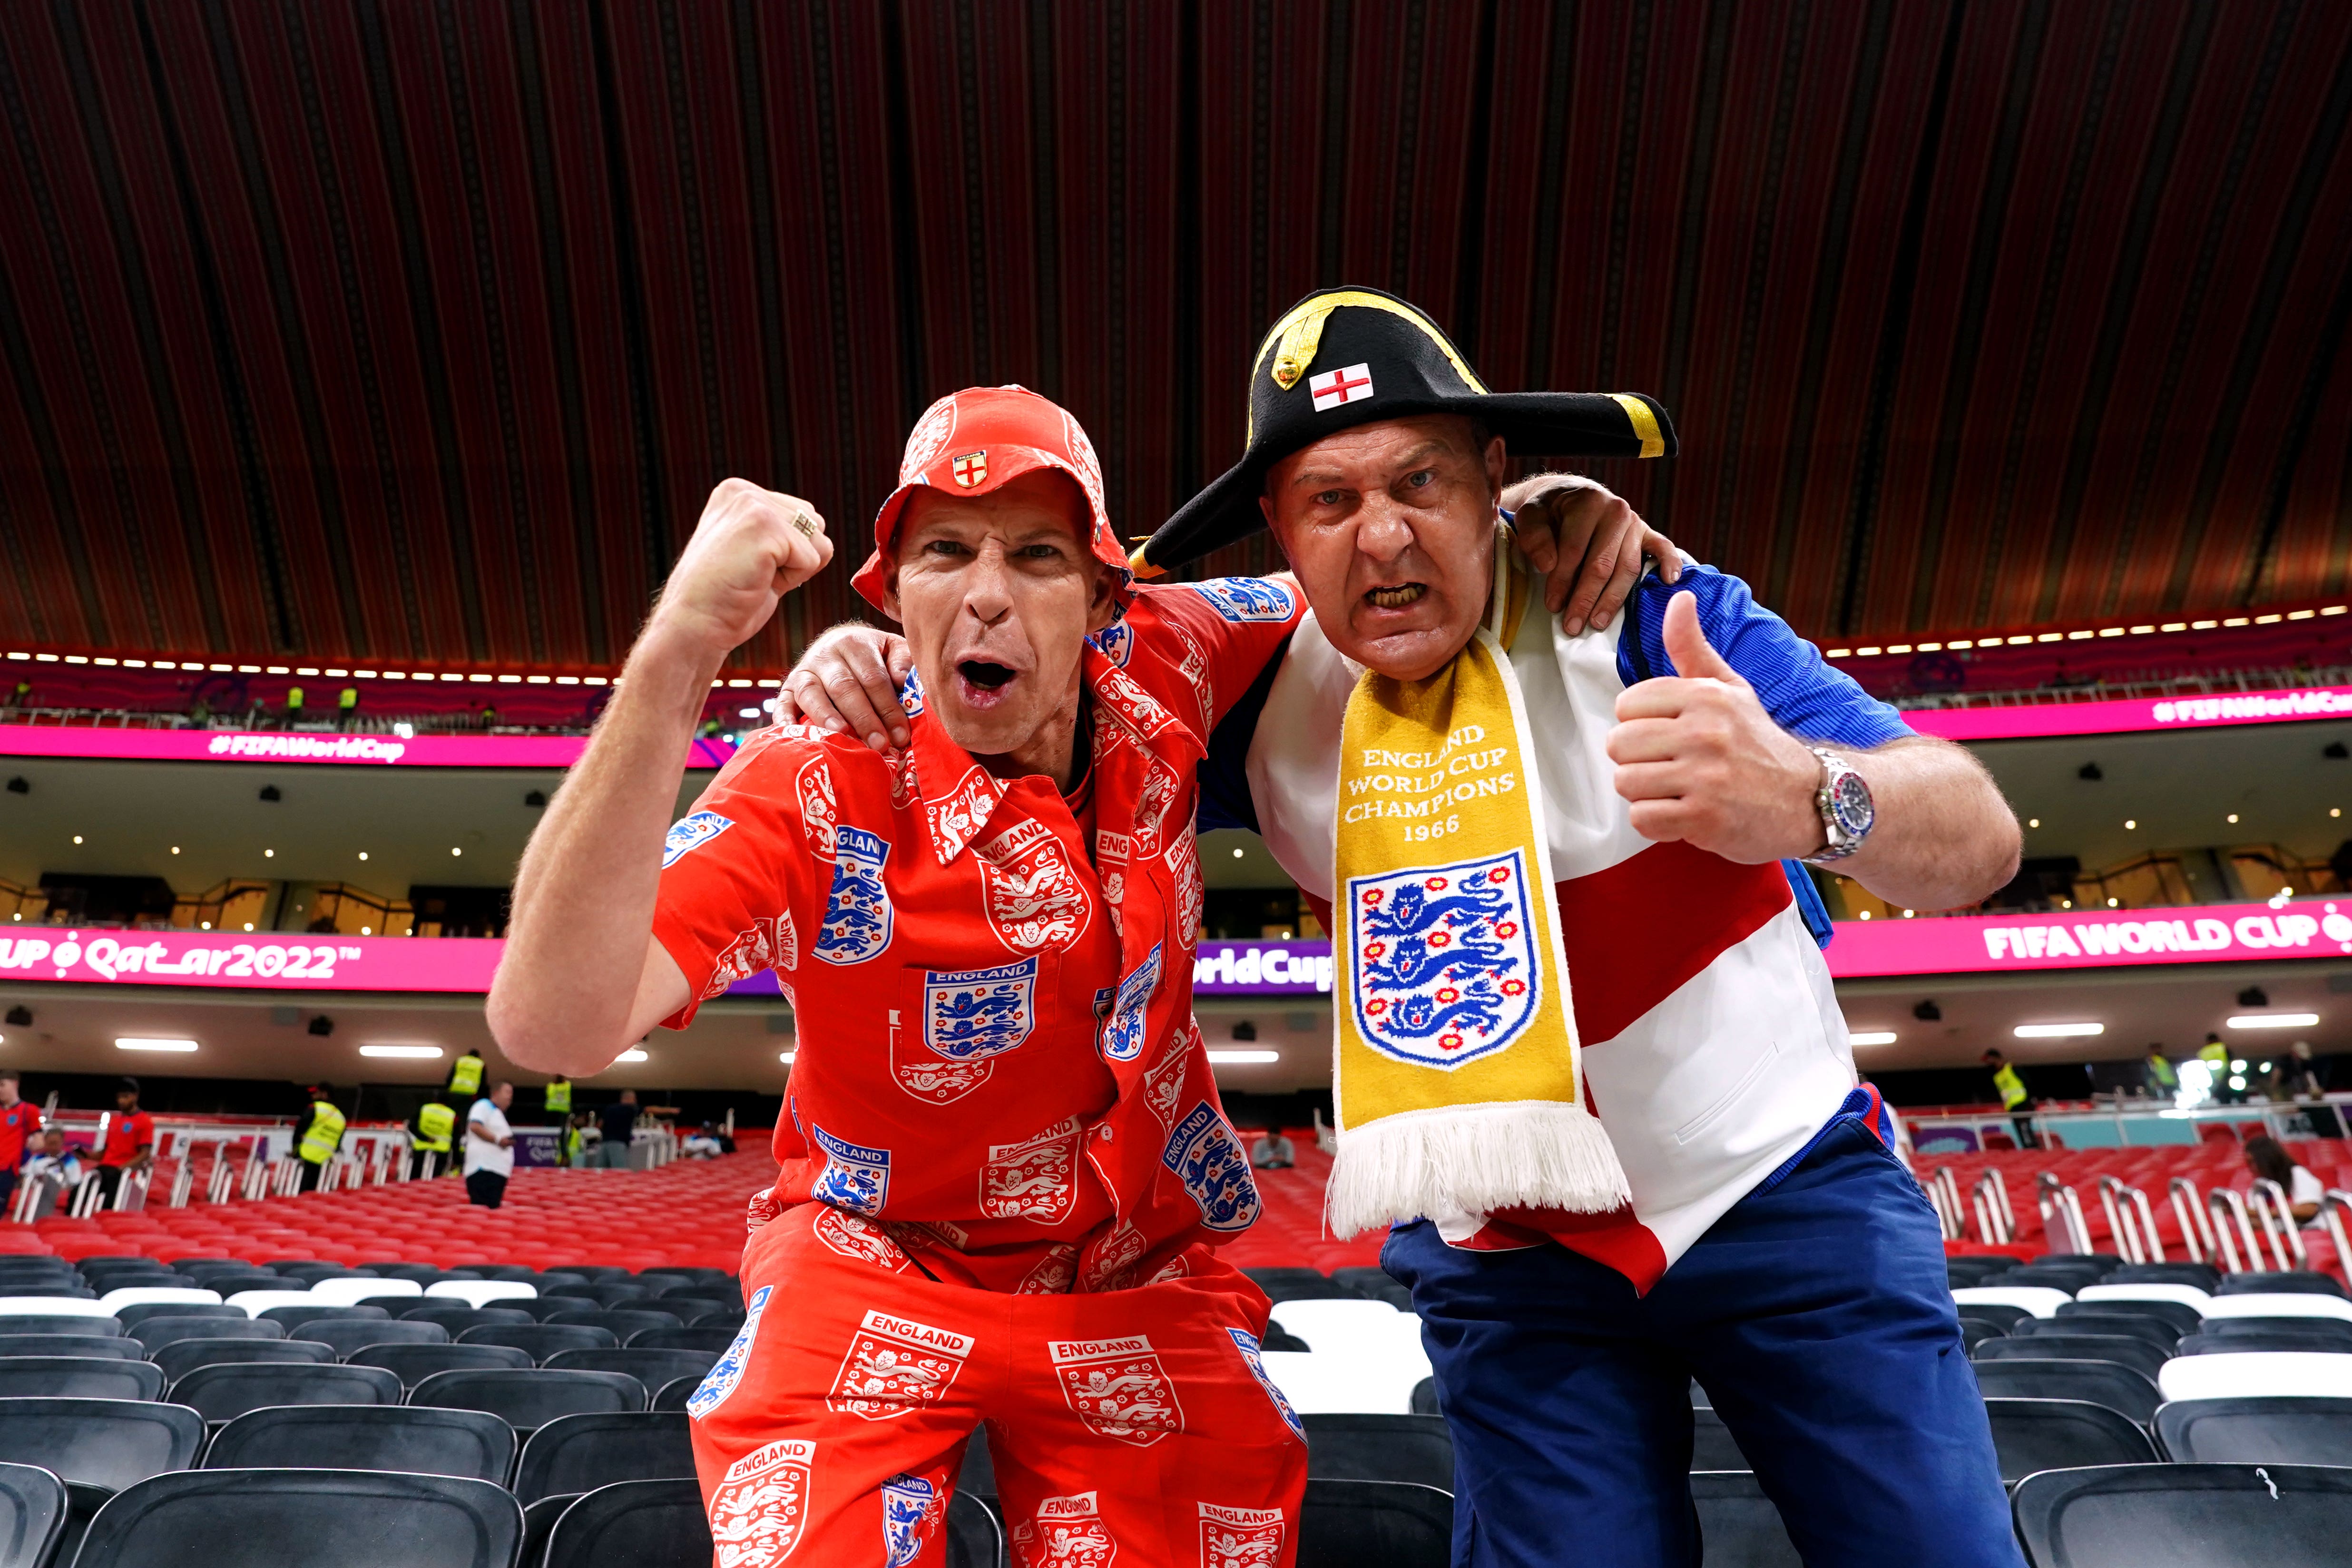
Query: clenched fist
648 479 833 659
1606 591 1824 862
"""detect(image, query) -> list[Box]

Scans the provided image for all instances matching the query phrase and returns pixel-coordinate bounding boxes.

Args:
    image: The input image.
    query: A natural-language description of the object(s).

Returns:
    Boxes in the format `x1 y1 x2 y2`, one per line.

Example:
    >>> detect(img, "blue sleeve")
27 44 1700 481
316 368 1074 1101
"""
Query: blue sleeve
1783 861 1836 949
1616 564 1914 749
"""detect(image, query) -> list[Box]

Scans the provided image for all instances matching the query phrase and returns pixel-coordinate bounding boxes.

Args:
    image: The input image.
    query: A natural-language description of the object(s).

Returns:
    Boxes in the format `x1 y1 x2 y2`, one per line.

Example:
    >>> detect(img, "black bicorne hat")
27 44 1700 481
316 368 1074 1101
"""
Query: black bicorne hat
1132 286 1676 578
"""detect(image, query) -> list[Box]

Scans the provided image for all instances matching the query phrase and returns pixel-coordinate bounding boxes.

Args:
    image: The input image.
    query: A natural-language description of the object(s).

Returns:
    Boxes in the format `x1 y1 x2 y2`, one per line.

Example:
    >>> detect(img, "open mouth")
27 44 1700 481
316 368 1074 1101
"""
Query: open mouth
1364 583 1427 609
957 660 1018 691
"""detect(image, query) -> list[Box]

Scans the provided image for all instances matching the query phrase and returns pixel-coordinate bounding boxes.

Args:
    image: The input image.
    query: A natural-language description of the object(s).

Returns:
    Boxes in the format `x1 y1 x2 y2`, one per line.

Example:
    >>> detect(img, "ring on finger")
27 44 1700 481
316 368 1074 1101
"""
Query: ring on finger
790 511 818 540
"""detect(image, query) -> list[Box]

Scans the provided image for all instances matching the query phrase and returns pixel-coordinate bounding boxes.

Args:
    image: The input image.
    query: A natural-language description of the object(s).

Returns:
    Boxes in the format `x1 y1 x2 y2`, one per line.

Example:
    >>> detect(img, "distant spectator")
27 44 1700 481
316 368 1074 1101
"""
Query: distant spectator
8 680 28 712
283 686 304 728
0 1072 38 1215
681 1124 723 1159
2142 1046 2177 1101
562 1111 592 1168
596 1090 639 1171
2245 1134 2326 1225
17 1131 80 1219
94 1078 155 1208
464 1081 517 1209
1981 1050 2036 1149
411 1099 456 1178
2199 1033 2238 1103
1250 1130 1296 1170
337 686 359 730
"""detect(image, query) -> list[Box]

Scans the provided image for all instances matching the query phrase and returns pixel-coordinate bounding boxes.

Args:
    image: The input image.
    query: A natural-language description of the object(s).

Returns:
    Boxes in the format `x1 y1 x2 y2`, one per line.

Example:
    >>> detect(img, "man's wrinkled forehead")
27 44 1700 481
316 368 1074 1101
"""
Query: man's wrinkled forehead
1266 413 1485 496
894 469 1092 559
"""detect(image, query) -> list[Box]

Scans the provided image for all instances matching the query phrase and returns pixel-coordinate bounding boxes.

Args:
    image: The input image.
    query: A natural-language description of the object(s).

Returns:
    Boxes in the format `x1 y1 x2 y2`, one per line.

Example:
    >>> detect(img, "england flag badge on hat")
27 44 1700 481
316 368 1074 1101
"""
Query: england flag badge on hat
1309 362 1376 411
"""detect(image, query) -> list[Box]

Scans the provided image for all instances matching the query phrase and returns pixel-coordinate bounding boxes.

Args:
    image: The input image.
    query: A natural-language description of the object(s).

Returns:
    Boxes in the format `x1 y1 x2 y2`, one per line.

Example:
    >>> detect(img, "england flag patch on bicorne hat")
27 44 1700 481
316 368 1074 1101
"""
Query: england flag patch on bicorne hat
1309 362 1375 411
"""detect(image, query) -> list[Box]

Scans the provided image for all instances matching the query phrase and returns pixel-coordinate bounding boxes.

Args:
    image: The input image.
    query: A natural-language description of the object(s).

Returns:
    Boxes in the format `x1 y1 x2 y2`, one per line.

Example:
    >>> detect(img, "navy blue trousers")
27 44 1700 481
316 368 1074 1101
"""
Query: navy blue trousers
1383 1118 2022 1568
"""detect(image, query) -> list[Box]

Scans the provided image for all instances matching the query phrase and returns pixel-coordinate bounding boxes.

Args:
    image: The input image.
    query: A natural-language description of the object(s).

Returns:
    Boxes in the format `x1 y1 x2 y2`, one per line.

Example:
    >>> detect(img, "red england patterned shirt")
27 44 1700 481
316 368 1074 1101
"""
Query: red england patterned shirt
652 579 1304 1293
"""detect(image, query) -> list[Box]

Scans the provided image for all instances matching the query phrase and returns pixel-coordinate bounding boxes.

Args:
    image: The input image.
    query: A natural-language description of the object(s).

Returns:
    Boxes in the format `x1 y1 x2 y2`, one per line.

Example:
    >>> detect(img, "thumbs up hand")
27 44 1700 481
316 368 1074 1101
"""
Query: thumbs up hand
1606 591 1828 862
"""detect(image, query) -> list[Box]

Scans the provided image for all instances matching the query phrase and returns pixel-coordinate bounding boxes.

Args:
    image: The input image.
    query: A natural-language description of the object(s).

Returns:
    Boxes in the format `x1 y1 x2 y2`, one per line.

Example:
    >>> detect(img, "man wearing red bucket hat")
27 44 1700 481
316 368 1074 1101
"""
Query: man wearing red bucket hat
493 386 1311 1566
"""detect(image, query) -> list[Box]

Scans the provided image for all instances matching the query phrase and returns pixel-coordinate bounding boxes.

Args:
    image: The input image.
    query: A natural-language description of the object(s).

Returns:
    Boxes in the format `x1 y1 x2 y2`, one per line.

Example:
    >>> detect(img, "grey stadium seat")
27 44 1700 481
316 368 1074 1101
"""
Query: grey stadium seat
165 1362 402 1423
409 1368 647 1433
2056 1299 2203 1339
203 1405 517 1484
299 1319 449 1357
1689 1410 1754 1471
0 1358 163 1401
114 1303 245 1332
0 1461 65 1568
2022 1311 2180 1350
0 1399 204 1490
1967 1358 2161 1426
513 1412 696 1505
2155 1397 2352 1466
1689 1472 1802 1568
148 1338 334 1383
651 1375 701 1412
69 1469 521 1568
2215 1271 2345 1298
1297 1478 1452 1568
456 1323 620 1362
0 1315 124 1339
542 1348 716 1389
627 1326 737 1353
347 1343 535 1390
256 1303 392 1334
2013 1462 2352 1568
544 1309 682 1339
0 1334 143 1362
1972 1334 2169 1383
2175 1329 2352 1357
1302 1414 1452 1489
1982 1398 2157 1482
130 1316 283 1353
2205 1316 2352 1350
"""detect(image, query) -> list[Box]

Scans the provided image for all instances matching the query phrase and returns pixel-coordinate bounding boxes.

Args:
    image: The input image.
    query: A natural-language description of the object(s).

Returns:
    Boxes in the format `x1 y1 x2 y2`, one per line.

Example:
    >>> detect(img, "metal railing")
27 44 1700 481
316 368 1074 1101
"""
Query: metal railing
1892 663 2352 712
2171 1177 2216 1263
2038 1173 2095 1254
1973 1169 2016 1246
1927 1167 1965 1241
2249 1177 2309 1272
2097 1176 2168 1265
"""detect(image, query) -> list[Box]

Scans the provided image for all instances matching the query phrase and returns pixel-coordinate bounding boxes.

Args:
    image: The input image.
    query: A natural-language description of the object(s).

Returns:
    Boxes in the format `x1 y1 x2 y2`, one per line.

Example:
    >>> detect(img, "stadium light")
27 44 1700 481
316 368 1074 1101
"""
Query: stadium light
2013 1022 2103 1039
357 1045 443 1059
1206 1050 1279 1064
615 1048 649 1063
2227 1013 2319 1029
778 1050 796 1064
116 1038 197 1052
1849 1031 1898 1046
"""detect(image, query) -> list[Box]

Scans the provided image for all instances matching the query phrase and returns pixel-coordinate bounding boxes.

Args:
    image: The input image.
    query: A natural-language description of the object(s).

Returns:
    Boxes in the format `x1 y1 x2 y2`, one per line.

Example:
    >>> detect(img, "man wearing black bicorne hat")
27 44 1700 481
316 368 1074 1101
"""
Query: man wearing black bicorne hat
787 287 2022 1568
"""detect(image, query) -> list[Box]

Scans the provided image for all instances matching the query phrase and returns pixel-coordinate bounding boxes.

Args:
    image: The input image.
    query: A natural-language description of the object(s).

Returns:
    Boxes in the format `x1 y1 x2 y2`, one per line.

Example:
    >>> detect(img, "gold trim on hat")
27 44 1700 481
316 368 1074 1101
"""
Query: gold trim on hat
1610 394 1666 459
1249 291 1490 443
1127 545 1167 579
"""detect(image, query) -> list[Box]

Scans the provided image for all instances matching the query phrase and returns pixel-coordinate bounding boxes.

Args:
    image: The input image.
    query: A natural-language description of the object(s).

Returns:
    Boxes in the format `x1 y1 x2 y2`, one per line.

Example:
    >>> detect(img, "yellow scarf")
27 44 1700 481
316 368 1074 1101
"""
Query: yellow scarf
1327 534 1629 1236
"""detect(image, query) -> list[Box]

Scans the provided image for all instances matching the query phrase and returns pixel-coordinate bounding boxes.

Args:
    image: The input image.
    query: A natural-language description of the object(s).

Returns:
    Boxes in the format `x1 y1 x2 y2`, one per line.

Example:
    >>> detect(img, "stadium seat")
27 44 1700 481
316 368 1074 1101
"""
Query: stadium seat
1297 1478 1452 1568
2214 1272 2346 1299
409 1368 647 1432
1982 1399 2156 1481
2012 1462 2352 1567
1410 1378 1440 1416
1967 1359 2161 1425
542 1265 634 1282
2055 1299 2202 1339
1951 1287 2069 1320
520 1494 579 1568
650 1375 700 1412
2203 1294 2352 1324
1974 1334 2169 1382
0 1358 163 1401
1302 1413 1452 1489
627 1326 737 1353
422 1281 539 1308
149 1338 334 1382
0 1334 142 1362
0 1287 97 1302
299 1319 450 1357
513 1411 696 1505
0 1313 122 1340
399 1306 533 1333
203 1405 517 1483
346 1342 536 1390
2078 1283 2213 1312
0 1398 204 1489
222 1292 319 1318
96 1288 220 1315
309 1278 423 1307
1260 1351 1415 1415
540 1479 717 1568
70 1469 523 1568
1690 1410 1754 1471
2155 1396 2352 1465
1947 1257 2017 1286
0 1460 67 1568
133 1316 285 1353
2105 1264 2222 1292
686 1309 748 1331
2015 1313 2179 1351
544 1308 682 1339
2176 1329 2352 1357
1949 1301 2029 1333
2206 1316 2352 1349
543 1348 717 1388
257 1303 392 1333
1957 1317 2007 1352
2158 1352 2352 1403
512 1297 596 1323
166 1362 402 1423
0 1298 112 1320
458 1323 620 1362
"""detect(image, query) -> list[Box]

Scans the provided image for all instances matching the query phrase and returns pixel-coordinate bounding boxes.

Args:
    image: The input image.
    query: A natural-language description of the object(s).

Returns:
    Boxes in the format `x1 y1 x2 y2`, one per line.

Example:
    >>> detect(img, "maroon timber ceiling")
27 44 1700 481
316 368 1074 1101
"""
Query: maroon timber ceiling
1 0 2350 670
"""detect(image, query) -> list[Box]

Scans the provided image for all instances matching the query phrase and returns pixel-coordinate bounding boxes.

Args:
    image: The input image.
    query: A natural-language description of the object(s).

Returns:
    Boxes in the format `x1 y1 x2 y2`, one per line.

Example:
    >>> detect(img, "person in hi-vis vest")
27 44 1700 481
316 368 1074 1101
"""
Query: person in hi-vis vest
412 1100 456 1178
2199 1033 2237 1104
2144 1046 2179 1101
293 1085 346 1193
543 1076 572 1117
446 1050 485 1101
1982 1050 2036 1148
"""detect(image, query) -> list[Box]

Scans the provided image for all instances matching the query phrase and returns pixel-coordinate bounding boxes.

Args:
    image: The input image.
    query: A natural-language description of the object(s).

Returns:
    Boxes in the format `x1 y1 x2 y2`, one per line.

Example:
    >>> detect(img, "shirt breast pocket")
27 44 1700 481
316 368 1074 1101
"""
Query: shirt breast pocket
887 953 1058 1106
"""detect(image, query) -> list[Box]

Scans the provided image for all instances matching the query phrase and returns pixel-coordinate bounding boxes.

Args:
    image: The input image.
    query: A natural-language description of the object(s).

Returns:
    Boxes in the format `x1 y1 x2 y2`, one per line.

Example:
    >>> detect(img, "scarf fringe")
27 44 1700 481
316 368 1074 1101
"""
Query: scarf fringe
1324 1100 1631 1239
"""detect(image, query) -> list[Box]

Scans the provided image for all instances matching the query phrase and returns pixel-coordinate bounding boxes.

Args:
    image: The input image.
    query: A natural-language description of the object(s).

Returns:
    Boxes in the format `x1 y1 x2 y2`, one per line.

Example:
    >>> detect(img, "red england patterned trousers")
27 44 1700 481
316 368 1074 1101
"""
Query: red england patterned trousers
689 1203 1308 1568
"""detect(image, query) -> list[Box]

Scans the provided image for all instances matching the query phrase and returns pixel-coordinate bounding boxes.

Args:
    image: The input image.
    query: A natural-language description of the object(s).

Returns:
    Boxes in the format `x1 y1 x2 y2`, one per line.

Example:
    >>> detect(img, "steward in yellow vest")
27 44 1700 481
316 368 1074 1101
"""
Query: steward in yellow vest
447 1052 485 1099
413 1100 456 1177
294 1087 345 1192
544 1077 572 1115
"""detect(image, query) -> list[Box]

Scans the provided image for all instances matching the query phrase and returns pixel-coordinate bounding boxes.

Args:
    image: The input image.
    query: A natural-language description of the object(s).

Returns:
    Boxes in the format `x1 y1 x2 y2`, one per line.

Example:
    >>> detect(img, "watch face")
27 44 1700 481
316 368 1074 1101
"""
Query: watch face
1829 769 1874 836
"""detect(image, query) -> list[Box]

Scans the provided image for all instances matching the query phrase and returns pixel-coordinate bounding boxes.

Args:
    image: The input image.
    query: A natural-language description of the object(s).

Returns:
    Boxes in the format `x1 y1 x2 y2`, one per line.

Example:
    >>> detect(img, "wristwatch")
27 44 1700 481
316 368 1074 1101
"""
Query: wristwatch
1803 747 1874 863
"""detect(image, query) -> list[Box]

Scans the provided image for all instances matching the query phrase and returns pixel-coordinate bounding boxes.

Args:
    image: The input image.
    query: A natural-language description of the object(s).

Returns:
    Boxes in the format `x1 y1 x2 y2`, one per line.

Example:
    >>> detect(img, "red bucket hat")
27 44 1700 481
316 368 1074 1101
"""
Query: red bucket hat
852 385 1130 618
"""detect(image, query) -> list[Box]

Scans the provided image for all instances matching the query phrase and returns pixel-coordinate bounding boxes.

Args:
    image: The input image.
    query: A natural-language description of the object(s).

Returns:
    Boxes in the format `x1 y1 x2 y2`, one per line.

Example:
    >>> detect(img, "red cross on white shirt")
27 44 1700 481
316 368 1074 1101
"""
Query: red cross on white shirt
1308 363 1376 412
